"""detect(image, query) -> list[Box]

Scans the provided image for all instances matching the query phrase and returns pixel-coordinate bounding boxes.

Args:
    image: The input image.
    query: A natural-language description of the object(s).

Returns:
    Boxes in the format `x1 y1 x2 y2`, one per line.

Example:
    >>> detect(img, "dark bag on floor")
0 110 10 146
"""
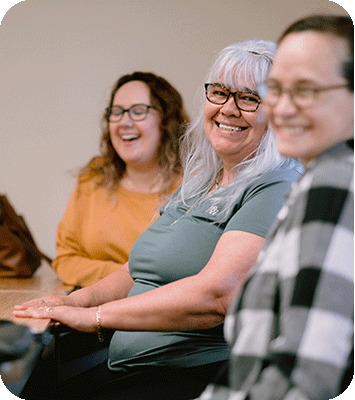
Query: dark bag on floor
0 319 51 396
0 195 51 277
0 320 37 363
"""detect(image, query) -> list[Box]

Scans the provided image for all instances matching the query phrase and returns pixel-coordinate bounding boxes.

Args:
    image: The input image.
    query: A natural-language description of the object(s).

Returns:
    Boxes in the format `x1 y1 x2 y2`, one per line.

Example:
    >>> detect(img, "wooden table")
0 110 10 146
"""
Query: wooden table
0 262 74 395
0 261 73 332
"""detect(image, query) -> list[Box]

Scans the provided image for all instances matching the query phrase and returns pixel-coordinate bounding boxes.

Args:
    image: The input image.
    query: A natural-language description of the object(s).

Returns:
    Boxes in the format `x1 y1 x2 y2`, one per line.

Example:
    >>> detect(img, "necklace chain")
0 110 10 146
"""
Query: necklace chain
170 174 221 226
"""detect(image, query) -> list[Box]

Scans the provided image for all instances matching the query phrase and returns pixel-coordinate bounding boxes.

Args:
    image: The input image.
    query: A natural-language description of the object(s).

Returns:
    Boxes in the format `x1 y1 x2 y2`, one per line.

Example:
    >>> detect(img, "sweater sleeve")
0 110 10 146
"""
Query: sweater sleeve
52 182 124 287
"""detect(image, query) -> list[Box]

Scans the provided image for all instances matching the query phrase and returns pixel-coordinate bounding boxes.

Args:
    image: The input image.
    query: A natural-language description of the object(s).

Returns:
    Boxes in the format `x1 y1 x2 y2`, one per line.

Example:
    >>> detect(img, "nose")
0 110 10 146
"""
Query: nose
119 110 133 125
220 96 242 118
271 91 298 117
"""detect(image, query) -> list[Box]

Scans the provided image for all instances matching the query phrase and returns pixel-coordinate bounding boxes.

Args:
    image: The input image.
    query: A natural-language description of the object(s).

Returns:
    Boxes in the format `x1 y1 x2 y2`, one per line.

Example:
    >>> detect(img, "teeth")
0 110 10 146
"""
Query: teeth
122 134 139 141
218 123 245 132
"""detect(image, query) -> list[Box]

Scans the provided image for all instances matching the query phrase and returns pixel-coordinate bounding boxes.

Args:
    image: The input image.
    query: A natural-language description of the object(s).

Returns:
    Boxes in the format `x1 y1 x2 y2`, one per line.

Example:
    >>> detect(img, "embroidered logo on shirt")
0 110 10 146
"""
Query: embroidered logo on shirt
206 205 219 215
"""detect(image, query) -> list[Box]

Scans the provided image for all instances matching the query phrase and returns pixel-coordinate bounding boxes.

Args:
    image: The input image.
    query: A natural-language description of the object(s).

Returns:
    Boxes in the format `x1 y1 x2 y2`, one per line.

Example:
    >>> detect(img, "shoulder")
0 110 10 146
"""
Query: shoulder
160 186 182 214
242 164 302 199
255 164 302 186
74 176 108 200
309 142 354 190
294 143 354 229
169 175 182 194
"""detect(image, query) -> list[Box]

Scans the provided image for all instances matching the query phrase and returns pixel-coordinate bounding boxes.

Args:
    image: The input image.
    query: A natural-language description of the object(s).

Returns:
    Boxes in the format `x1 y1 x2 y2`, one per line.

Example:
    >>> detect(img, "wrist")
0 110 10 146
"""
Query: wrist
96 305 104 342
67 289 88 308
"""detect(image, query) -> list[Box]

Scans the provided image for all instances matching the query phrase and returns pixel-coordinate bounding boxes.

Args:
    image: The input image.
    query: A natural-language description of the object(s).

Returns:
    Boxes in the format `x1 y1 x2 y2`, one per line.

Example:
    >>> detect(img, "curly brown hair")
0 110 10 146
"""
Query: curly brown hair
79 72 190 191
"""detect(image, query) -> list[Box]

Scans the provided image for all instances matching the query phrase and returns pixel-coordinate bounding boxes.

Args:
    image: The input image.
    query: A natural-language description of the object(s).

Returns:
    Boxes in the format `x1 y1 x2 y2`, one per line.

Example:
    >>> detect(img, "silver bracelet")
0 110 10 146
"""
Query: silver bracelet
96 305 104 342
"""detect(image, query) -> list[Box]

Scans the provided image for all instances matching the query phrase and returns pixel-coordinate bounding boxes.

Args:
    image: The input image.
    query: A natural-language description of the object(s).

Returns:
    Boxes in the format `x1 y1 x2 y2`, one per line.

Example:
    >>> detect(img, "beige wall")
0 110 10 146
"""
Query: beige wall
0 0 351 257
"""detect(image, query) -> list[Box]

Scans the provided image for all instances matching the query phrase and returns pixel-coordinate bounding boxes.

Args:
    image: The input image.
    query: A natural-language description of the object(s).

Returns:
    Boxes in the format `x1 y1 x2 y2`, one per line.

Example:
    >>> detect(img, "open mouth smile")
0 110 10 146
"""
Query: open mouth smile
121 133 140 142
216 122 248 132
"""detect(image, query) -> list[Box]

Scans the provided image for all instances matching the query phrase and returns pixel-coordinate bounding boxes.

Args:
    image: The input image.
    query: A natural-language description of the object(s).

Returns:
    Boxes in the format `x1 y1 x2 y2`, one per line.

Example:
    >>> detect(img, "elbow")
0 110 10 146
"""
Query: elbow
213 297 229 323
194 294 230 330
209 286 240 326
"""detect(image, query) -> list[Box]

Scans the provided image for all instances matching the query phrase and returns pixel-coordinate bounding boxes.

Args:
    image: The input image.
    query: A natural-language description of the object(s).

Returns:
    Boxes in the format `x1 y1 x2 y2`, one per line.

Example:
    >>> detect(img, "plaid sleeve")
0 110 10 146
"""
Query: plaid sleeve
274 170 354 399
198 157 354 400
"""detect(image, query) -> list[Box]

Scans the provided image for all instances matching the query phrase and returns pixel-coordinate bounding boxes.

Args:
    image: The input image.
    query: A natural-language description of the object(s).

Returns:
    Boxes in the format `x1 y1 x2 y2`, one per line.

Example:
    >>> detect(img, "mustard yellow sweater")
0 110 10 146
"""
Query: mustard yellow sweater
52 179 178 287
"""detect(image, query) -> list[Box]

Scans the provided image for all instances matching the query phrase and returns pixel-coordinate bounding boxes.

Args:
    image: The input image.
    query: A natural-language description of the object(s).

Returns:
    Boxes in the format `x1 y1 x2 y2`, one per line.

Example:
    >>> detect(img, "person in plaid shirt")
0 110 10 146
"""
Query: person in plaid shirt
199 14 354 400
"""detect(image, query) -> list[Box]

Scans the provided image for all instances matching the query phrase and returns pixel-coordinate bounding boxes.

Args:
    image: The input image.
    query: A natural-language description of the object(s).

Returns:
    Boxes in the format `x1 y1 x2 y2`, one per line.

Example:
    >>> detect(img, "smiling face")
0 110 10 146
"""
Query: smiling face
203 81 269 171
109 80 162 169
266 32 354 166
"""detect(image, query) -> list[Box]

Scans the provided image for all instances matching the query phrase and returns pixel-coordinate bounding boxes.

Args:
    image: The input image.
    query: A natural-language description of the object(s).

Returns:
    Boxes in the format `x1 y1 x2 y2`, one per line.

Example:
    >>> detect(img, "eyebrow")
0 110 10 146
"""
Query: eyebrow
219 83 259 96
239 87 259 96
266 78 319 86
212 81 260 97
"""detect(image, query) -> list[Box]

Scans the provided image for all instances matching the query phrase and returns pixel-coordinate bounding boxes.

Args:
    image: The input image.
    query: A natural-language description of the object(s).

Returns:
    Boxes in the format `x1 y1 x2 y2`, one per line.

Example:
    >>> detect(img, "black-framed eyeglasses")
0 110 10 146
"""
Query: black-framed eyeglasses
105 104 155 122
257 81 348 108
204 83 261 112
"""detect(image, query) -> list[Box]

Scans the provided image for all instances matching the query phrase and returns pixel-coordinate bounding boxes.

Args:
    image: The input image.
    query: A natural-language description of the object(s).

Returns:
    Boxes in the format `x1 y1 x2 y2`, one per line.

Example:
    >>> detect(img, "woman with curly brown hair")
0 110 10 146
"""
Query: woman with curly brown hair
52 72 189 287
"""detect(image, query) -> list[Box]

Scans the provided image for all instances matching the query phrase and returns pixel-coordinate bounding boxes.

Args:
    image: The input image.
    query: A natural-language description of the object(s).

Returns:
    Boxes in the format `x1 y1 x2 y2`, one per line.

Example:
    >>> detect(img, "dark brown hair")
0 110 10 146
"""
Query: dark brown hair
279 15 354 92
79 72 190 190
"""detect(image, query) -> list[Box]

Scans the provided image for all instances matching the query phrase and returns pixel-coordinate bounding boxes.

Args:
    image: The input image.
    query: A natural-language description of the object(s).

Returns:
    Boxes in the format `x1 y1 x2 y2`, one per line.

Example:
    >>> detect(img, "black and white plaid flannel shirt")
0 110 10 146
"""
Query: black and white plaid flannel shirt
199 141 354 400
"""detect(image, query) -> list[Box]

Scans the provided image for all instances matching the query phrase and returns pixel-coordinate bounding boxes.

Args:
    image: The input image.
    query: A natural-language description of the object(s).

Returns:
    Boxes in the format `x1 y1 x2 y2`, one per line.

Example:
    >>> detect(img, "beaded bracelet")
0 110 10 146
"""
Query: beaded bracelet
96 305 104 342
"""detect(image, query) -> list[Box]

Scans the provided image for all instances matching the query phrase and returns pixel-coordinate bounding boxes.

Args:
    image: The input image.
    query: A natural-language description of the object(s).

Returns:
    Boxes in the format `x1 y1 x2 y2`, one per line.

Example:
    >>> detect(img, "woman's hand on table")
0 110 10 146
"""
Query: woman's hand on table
13 294 73 311
13 299 97 333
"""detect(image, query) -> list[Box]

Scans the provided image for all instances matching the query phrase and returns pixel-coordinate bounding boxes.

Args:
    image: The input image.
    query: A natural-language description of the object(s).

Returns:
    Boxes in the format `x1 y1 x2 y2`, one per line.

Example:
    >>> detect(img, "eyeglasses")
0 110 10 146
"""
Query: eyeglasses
204 83 261 112
105 104 155 122
257 81 348 108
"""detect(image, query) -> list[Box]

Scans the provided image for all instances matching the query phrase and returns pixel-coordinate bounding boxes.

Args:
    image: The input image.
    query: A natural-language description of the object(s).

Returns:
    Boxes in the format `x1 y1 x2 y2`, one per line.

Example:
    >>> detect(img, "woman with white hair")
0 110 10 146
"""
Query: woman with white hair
14 39 301 400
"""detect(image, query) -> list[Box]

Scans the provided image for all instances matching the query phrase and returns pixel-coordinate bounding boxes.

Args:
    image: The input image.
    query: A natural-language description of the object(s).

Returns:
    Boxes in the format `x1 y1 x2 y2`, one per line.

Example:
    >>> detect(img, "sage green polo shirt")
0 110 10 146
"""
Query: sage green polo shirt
108 166 300 371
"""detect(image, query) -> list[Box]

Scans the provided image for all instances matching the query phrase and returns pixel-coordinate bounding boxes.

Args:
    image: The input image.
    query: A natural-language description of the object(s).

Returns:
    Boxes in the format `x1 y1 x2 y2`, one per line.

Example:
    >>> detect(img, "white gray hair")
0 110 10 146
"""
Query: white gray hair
166 39 296 221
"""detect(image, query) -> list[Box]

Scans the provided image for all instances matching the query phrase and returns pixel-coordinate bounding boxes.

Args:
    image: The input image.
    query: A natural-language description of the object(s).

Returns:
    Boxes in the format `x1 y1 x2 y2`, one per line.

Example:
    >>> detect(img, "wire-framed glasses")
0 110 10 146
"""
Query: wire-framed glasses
257 81 348 108
204 83 261 112
106 104 155 122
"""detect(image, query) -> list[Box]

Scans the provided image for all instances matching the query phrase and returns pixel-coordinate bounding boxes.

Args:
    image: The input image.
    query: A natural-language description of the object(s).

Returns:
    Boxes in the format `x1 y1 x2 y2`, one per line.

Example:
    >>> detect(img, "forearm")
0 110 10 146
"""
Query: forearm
100 274 229 332
68 264 134 308
14 273 224 331
98 232 263 332
14 231 263 335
